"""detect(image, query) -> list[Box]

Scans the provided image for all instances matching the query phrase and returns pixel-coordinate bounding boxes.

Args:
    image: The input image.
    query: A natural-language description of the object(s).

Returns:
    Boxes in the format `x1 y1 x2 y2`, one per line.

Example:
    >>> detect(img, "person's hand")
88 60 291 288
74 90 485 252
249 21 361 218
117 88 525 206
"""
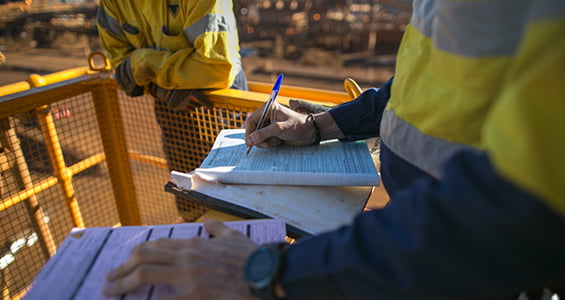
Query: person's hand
148 83 213 111
245 102 317 148
167 89 213 111
103 220 258 300
114 58 144 97
289 99 331 114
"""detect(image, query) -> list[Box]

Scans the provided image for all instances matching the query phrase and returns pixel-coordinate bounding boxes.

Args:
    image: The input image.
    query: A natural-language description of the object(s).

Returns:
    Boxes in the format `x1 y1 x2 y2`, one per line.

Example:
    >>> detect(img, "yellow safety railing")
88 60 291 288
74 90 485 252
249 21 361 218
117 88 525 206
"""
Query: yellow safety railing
0 53 358 300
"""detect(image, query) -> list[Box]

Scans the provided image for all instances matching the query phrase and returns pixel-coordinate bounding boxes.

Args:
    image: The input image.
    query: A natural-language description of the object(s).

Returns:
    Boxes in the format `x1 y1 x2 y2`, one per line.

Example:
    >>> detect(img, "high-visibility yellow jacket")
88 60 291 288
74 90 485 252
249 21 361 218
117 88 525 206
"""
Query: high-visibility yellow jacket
381 0 565 215
96 0 242 90
284 1 565 298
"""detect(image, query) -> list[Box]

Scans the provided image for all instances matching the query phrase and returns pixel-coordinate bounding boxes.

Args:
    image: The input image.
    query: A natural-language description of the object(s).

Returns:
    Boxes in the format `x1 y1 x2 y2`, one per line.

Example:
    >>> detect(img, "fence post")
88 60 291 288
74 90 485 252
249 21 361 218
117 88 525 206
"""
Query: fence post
35 107 85 228
91 81 141 225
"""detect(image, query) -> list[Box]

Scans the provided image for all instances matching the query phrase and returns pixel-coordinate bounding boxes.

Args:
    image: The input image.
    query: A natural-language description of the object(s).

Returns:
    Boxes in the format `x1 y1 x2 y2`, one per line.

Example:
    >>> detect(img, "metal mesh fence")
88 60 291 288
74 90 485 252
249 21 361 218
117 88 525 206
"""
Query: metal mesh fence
0 78 255 298
0 68 356 299
1 91 123 298
118 91 251 223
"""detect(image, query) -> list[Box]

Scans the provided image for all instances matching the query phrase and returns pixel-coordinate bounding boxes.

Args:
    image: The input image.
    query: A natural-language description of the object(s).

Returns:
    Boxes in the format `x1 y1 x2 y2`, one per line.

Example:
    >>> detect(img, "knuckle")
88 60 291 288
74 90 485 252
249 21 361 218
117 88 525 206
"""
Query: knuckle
130 244 143 257
154 237 169 246
179 249 200 261
133 266 153 283
223 228 241 237
177 263 200 278
133 245 152 259
185 237 201 247
274 122 285 131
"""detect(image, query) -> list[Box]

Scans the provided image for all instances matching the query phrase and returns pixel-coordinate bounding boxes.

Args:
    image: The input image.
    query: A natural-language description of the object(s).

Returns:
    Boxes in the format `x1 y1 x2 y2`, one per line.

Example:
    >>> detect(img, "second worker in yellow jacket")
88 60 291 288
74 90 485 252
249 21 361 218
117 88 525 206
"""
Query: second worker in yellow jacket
96 0 247 220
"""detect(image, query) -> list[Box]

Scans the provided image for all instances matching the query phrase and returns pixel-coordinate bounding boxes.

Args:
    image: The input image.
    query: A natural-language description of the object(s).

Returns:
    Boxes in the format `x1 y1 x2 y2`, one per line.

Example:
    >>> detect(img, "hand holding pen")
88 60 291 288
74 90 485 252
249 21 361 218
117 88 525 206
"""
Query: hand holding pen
245 74 327 150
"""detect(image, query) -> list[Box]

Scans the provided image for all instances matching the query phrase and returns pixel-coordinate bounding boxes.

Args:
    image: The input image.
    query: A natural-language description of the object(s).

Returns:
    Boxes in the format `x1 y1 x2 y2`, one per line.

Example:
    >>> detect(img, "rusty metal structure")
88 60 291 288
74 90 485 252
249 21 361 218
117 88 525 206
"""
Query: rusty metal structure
235 0 412 55
0 0 411 54
0 0 98 48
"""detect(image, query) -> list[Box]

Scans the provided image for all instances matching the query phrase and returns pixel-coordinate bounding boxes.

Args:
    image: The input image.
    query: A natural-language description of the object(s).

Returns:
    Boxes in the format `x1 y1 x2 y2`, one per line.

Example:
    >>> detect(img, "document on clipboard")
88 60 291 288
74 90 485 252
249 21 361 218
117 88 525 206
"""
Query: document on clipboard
194 128 380 187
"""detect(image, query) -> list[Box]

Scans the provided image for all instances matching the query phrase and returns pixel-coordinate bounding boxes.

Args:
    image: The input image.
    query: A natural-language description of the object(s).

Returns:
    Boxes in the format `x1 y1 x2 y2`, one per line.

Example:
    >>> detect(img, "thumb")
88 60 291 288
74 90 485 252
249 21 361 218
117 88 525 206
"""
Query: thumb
204 219 241 238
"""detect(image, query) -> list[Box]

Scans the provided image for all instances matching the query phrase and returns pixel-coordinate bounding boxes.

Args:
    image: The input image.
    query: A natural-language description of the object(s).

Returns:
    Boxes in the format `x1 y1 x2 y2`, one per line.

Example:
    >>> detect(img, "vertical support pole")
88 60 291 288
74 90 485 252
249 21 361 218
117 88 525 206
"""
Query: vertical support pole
35 106 85 228
1 271 9 300
91 82 141 225
0 118 56 258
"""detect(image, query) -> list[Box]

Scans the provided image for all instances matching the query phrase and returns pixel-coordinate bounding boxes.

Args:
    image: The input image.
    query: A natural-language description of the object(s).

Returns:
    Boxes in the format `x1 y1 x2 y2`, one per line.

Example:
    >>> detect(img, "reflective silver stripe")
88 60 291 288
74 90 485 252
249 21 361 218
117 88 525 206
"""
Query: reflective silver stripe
233 55 242 78
411 0 532 57
380 109 476 179
183 13 236 44
529 0 565 21
410 0 435 37
435 0 529 57
96 6 124 39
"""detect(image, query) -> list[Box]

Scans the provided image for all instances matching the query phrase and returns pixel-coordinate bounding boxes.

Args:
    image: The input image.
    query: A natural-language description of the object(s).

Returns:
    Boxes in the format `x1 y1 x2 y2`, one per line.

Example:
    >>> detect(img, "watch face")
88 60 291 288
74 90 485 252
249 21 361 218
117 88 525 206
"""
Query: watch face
246 247 278 289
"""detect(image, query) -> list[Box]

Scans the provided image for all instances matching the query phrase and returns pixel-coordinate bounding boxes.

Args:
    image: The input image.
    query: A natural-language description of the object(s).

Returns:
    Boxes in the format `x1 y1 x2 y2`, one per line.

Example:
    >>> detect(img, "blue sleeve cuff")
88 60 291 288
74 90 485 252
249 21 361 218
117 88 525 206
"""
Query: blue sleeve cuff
329 78 393 141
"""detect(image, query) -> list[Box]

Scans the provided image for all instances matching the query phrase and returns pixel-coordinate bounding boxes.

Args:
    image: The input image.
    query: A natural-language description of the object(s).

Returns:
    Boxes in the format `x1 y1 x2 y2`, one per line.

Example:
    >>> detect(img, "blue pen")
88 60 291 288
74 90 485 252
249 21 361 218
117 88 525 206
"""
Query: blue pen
246 73 284 155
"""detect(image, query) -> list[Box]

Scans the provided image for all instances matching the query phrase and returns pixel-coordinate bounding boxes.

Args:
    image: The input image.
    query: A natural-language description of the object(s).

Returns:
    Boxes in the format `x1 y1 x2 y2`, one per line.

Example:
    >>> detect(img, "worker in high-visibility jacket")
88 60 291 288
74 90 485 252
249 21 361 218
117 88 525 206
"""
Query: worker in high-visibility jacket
102 0 565 299
96 0 247 221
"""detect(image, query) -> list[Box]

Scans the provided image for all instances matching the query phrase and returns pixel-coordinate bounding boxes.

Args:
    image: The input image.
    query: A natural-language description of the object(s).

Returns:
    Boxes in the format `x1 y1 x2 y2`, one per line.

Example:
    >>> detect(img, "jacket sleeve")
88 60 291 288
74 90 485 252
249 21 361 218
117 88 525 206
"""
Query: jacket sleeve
328 77 393 141
96 1 135 68
281 12 565 298
282 2 565 299
97 0 240 90
281 150 565 299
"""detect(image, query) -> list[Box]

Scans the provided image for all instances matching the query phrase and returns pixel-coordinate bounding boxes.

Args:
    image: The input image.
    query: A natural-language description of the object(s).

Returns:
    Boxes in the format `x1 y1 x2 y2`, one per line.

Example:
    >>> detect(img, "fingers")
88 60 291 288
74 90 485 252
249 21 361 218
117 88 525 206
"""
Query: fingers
103 230 258 298
204 219 242 238
245 123 283 148
245 102 281 147
245 102 313 148
106 240 180 281
245 101 269 136
189 90 213 108
103 264 177 296
104 239 193 296
163 89 212 111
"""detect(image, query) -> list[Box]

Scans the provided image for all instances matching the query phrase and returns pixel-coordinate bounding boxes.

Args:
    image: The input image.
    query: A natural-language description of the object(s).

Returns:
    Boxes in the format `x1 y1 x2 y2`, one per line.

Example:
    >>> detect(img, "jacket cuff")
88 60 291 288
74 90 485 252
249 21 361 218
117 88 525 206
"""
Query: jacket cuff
329 88 382 141
281 234 346 300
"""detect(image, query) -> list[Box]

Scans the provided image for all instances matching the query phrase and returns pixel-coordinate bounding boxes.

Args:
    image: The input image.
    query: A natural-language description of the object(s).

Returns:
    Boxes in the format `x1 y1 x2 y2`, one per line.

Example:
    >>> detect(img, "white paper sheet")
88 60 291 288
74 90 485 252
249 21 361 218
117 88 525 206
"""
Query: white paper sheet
195 129 379 186
24 219 286 300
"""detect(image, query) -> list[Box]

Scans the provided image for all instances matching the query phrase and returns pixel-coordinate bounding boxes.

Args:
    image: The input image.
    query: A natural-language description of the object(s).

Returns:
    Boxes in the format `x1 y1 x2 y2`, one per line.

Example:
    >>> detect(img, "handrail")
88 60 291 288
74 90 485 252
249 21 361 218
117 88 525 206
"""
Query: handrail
0 67 96 97
0 53 367 300
247 81 352 104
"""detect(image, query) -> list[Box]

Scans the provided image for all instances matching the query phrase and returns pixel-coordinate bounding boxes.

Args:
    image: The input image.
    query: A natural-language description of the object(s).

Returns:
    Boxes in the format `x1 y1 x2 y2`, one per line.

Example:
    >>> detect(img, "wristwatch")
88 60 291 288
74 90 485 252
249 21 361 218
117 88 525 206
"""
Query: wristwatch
245 243 288 300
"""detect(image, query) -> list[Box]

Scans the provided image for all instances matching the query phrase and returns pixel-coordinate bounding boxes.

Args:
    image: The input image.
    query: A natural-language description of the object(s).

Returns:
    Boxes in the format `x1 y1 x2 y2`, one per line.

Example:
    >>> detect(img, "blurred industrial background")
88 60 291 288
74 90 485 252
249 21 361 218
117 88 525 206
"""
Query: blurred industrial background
0 0 411 88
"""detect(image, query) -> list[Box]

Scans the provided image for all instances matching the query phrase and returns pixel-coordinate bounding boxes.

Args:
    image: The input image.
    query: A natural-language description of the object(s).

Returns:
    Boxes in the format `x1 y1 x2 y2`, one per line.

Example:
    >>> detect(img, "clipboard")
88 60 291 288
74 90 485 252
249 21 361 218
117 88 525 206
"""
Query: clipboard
165 177 373 239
